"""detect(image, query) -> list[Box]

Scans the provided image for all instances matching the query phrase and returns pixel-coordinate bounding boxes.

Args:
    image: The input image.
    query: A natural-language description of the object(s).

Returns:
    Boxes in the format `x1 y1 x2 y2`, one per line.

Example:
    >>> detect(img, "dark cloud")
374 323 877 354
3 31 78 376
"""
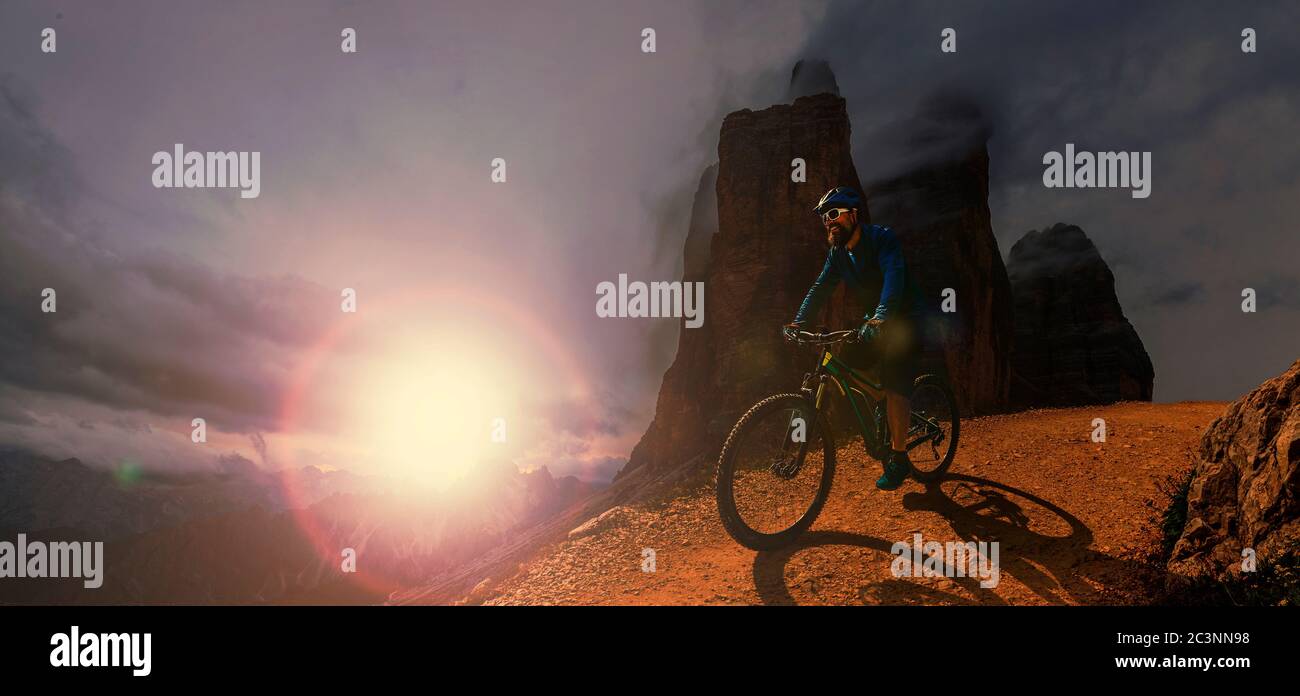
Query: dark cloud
0 74 82 217
858 90 994 190
1146 281 1207 307
0 400 39 427
109 416 152 434
530 391 634 439
580 455 627 483
249 432 269 468
1255 276 1300 310
0 78 338 434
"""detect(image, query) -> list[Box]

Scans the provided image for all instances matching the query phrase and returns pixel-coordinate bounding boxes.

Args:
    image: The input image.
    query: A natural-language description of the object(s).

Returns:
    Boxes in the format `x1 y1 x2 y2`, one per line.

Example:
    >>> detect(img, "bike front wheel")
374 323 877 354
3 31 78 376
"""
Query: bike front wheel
715 393 836 551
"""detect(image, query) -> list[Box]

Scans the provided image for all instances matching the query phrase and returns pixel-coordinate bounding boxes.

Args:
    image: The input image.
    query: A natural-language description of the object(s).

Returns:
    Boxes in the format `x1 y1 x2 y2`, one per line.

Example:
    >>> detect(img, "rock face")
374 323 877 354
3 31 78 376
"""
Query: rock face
1007 223 1154 407
681 164 719 282
619 93 867 478
786 59 840 101
1168 359 1300 580
867 143 1014 416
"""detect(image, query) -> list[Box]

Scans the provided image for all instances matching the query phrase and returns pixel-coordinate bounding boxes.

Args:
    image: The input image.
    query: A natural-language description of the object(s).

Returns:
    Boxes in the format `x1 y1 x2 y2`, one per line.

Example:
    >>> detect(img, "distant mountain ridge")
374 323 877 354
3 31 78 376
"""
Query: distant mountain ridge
0 449 599 604
0 448 376 541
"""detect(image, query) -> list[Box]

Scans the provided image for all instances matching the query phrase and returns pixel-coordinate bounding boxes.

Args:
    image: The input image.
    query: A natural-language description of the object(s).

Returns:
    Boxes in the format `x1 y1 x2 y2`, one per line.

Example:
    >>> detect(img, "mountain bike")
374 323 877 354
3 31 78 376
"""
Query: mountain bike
715 326 960 550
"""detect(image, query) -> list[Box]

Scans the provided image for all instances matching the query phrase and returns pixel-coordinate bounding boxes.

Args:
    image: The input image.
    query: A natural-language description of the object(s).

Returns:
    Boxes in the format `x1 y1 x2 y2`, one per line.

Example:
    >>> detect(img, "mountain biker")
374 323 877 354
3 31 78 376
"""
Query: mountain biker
784 186 926 491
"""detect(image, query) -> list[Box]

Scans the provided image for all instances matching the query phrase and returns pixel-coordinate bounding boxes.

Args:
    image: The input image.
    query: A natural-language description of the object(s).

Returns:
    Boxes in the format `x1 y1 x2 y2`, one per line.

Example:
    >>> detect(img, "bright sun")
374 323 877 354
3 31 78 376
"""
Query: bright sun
349 336 520 488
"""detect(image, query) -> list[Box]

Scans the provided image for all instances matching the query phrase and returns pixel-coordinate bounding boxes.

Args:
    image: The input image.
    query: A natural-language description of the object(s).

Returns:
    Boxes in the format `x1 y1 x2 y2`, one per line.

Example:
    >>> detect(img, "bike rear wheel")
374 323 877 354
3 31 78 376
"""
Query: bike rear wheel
716 393 836 550
905 374 960 483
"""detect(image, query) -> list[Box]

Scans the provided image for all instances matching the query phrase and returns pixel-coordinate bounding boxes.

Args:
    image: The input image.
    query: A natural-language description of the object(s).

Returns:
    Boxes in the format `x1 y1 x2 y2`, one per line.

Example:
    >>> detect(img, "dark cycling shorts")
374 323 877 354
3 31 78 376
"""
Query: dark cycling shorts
839 317 922 395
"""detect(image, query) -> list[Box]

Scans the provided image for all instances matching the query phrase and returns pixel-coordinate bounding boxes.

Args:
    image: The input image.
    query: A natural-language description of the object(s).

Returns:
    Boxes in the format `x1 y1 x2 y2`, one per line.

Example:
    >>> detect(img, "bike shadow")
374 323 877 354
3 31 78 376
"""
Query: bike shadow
751 529 1003 605
752 473 1147 605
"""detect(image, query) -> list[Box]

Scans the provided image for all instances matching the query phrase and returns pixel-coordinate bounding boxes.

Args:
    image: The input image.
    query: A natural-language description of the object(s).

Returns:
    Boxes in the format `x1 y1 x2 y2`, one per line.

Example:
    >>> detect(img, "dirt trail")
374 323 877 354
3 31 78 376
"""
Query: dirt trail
469 402 1224 605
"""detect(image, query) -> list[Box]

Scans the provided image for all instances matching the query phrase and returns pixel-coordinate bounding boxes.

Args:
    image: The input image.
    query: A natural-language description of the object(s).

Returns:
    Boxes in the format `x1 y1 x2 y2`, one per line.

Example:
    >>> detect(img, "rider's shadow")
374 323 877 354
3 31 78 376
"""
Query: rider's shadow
751 474 1147 605
750 529 1004 606
928 481 1032 533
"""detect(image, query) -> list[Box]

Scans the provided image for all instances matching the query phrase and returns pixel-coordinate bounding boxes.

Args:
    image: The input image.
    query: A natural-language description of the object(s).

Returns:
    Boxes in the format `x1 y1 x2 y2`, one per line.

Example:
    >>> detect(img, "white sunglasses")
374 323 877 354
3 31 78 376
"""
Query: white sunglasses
820 207 853 222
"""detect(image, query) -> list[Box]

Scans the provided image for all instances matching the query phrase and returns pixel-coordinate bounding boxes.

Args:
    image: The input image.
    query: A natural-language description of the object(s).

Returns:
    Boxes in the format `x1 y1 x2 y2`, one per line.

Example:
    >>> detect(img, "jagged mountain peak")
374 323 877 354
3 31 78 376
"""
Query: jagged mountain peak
786 59 839 101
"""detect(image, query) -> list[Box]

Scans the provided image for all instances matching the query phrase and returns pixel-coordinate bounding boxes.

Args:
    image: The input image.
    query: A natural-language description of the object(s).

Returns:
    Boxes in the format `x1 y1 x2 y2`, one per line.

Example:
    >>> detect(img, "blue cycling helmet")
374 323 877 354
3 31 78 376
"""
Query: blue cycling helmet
813 186 863 215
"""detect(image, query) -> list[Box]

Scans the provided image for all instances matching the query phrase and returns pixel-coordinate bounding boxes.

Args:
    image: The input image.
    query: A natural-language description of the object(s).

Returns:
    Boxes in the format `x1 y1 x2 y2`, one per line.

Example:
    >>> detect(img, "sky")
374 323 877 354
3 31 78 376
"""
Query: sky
0 0 1296 484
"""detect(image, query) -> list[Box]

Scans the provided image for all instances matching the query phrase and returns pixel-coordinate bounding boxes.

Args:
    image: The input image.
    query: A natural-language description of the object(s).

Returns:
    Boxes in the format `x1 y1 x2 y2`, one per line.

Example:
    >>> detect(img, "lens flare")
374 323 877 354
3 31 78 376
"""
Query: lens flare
275 284 595 599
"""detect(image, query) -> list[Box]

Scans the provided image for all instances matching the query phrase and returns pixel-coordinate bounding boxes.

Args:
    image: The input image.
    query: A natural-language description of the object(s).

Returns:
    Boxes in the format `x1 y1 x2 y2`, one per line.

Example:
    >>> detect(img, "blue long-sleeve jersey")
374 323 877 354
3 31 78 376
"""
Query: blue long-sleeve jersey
794 223 922 325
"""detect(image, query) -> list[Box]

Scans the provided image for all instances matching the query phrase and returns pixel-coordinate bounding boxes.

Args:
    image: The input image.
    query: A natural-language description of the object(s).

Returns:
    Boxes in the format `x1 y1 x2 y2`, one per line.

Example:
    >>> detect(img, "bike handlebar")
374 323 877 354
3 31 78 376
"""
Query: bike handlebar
782 326 860 346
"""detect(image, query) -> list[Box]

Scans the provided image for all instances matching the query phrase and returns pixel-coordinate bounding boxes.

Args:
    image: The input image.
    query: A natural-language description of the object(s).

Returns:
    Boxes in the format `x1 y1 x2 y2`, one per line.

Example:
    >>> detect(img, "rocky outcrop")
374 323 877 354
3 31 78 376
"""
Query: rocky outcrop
1168 359 1299 580
682 164 719 283
622 76 1030 479
1007 223 1154 407
567 505 637 540
625 74 1162 479
867 141 1014 416
619 93 866 478
786 59 840 101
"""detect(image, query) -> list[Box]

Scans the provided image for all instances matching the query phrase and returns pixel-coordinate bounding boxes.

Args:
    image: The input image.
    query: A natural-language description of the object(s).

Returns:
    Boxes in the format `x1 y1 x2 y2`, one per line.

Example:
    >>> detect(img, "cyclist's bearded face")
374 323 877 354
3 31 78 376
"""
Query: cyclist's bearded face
824 208 856 246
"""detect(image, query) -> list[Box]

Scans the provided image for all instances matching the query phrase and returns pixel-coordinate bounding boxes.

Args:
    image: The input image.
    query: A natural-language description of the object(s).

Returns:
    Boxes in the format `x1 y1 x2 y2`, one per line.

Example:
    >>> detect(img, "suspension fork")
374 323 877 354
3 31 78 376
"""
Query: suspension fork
802 371 831 446
774 374 825 477
782 378 823 454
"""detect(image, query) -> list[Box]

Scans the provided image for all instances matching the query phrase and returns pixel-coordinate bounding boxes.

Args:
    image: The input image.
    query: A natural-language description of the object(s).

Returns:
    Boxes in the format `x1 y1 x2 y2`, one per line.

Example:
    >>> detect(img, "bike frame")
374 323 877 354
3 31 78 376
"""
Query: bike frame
802 345 940 456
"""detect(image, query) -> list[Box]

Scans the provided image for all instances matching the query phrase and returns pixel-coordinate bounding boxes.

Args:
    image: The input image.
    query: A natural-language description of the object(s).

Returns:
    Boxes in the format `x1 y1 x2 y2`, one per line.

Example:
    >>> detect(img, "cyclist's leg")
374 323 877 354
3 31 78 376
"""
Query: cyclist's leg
840 337 886 400
879 319 923 451
850 373 887 402
885 390 910 451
